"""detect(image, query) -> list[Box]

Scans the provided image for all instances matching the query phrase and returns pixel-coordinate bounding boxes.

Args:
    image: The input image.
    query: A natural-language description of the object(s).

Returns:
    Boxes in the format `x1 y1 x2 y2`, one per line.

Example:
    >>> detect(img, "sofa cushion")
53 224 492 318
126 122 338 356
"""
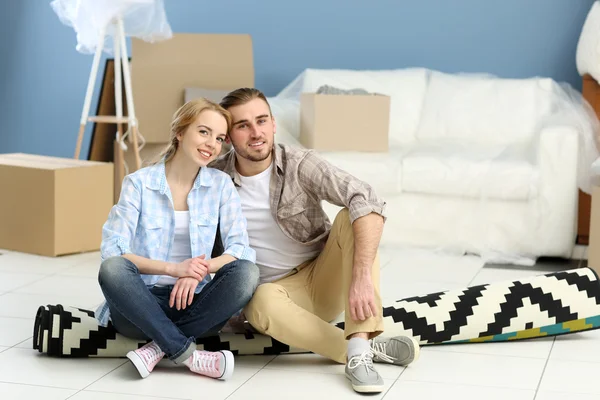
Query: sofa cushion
317 151 401 196
416 71 557 146
401 144 538 201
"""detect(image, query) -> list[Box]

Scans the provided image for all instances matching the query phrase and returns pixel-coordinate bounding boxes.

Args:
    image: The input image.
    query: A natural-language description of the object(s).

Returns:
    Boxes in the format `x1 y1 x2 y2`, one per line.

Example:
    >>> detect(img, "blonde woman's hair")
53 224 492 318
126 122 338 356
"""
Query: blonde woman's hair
149 98 232 165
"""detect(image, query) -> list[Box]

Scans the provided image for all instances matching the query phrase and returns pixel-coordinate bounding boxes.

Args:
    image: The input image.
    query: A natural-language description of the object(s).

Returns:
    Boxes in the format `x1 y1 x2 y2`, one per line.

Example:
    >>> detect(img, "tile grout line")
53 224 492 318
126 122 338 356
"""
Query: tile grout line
422 347 555 360
0 259 102 321
66 388 188 400
0 258 89 296
0 315 36 320
532 337 555 400
2 273 61 295
383 364 409 398
381 377 401 399
397 377 541 392
7 336 32 352
0 380 82 391
465 258 486 287
222 368 267 399
223 355 280 399
63 359 129 400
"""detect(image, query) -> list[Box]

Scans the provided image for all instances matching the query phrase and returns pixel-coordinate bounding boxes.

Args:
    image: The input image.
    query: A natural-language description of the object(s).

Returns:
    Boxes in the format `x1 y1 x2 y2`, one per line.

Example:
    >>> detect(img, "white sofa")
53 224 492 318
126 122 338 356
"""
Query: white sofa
267 68 599 264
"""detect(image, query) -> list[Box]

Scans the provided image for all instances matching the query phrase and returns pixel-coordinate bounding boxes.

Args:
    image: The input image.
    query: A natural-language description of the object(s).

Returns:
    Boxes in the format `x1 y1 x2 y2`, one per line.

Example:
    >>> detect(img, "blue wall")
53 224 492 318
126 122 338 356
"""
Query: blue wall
0 0 595 159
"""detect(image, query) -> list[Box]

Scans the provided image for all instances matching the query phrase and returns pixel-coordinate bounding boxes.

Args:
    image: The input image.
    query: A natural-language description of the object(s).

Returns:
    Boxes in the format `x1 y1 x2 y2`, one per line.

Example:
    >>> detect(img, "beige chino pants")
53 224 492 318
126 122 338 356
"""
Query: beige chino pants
243 208 384 364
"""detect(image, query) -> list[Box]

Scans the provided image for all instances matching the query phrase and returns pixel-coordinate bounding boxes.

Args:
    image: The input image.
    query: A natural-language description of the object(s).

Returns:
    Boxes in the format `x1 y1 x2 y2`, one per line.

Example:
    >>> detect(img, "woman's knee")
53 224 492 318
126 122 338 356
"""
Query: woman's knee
230 260 260 302
98 256 136 286
240 260 260 290
219 259 259 294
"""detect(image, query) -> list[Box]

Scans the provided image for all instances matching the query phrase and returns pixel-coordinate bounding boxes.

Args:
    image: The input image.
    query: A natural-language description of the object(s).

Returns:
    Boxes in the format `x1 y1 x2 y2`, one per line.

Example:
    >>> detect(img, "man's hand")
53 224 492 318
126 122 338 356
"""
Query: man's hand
348 274 378 321
170 277 200 310
167 255 210 281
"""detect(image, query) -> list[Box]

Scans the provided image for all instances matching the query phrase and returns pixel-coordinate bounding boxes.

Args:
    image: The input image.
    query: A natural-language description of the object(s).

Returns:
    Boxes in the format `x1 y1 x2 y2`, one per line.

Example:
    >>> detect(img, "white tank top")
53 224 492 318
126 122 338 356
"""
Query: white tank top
155 210 191 286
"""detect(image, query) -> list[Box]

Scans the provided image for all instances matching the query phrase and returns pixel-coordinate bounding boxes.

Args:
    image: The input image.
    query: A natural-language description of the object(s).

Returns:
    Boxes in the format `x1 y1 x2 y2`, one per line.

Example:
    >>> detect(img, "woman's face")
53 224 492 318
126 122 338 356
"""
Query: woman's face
177 110 227 167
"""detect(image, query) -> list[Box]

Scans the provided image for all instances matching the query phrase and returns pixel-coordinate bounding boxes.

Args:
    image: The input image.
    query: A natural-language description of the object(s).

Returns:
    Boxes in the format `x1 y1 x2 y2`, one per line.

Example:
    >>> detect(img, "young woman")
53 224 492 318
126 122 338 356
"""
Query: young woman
95 98 259 380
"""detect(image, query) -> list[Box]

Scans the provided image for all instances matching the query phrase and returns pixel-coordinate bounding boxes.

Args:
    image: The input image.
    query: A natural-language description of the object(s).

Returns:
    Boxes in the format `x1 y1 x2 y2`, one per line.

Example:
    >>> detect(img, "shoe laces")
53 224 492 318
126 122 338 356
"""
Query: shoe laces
370 340 396 363
139 343 163 364
348 350 376 374
191 351 219 373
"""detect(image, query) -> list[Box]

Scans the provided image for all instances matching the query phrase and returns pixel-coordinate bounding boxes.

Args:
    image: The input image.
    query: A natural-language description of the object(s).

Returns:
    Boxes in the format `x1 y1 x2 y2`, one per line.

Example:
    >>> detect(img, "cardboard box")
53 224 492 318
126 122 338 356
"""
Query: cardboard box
588 185 600 276
299 93 390 152
0 153 114 257
131 33 255 143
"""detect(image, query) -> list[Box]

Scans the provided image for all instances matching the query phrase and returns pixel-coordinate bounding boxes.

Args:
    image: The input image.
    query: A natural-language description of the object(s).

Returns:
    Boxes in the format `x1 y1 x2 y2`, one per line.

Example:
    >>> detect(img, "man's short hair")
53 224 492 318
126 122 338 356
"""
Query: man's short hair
220 88 272 115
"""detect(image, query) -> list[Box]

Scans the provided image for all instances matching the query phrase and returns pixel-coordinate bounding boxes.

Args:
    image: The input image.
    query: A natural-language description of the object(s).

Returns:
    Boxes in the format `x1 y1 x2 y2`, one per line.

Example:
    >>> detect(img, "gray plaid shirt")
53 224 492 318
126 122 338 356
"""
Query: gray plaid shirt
209 144 387 248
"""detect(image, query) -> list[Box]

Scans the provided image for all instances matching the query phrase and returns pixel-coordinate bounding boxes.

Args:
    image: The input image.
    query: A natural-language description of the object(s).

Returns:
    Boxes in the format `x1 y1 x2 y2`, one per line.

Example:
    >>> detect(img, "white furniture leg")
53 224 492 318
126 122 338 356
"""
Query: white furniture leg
75 25 106 159
113 30 124 142
117 17 141 171
113 28 126 182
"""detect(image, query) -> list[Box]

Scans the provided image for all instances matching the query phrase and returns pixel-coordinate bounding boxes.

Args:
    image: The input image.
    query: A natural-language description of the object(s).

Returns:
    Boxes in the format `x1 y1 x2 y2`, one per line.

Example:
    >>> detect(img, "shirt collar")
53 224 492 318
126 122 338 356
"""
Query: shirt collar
146 159 213 194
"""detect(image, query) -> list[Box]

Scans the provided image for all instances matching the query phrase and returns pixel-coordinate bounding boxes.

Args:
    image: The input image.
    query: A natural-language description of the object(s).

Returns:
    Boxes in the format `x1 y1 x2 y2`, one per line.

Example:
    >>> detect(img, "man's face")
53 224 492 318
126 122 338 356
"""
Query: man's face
227 98 276 162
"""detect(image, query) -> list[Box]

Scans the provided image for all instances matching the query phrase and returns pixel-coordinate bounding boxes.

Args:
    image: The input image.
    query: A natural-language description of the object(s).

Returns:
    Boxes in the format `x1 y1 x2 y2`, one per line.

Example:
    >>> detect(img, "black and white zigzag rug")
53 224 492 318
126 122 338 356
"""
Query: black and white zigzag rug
33 267 600 357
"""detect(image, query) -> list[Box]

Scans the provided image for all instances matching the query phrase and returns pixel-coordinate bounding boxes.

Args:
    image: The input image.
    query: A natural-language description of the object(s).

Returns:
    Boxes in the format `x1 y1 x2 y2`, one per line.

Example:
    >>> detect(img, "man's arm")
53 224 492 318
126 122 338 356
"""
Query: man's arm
352 212 384 277
297 151 386 320
348 212 384 320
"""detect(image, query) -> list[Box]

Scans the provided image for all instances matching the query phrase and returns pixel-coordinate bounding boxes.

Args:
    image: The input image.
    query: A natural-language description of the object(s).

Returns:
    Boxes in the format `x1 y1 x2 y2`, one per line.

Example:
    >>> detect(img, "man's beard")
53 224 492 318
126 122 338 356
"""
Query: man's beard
235 142 271 162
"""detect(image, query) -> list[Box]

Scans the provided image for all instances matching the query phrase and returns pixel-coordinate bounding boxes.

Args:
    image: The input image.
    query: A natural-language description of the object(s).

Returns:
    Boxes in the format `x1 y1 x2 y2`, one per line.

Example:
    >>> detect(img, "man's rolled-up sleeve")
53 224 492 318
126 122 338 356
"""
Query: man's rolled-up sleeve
298 151 387 223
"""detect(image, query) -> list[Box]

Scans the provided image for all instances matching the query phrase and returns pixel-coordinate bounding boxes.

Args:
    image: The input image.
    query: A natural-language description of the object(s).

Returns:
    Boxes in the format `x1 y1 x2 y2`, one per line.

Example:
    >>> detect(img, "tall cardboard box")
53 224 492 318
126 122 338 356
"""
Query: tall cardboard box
0 153 113 257
299 93 390 152
588 185 600 276
132 33 255 144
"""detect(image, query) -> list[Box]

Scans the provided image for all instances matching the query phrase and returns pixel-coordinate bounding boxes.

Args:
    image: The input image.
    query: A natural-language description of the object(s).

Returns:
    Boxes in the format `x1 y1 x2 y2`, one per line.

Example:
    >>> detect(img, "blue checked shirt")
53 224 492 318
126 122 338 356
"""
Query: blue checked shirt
95 161 256 326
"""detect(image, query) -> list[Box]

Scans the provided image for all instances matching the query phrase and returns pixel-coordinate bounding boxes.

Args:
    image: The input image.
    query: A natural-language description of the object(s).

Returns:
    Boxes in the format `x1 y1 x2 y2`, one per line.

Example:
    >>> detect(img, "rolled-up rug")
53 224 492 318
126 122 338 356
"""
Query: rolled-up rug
33 267 600 357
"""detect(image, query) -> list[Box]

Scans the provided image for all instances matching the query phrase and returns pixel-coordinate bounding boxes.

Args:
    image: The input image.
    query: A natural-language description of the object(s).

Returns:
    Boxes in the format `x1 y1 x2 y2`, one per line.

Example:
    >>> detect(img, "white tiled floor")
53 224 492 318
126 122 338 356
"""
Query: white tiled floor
0 246 597 399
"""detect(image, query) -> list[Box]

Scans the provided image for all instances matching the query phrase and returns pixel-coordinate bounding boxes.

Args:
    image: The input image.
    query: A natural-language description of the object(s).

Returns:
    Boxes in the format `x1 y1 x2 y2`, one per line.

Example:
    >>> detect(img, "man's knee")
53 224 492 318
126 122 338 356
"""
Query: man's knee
244 283 288 331
333 208 352 229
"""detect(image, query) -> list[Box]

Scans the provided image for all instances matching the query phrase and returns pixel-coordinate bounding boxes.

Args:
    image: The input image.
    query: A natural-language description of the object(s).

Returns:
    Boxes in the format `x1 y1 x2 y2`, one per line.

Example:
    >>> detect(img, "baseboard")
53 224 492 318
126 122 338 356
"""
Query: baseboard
572 244 588 260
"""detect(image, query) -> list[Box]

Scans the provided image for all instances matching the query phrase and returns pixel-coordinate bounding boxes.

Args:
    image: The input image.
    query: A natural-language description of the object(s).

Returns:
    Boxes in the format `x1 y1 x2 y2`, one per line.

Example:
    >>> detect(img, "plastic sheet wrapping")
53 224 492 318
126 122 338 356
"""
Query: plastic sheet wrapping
542 81 600 195
51 0 172 54
577 1 600 84
269 68 600 265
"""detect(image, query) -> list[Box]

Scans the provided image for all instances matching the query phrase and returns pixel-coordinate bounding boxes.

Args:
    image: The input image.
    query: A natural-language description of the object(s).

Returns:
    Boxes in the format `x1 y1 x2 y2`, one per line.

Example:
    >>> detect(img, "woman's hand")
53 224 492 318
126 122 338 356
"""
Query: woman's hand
169 277 200 310
167 255 210 281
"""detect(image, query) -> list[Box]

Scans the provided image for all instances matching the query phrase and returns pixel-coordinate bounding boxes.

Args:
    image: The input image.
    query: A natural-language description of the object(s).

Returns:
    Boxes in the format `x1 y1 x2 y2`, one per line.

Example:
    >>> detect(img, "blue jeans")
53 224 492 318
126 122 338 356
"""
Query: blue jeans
98 256 259 364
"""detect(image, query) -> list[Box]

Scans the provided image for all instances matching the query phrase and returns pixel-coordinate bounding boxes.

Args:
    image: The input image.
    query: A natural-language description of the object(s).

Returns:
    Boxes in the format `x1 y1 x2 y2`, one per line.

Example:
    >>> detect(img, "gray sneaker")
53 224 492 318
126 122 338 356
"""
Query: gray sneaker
345 351 385 393
370 335 420 366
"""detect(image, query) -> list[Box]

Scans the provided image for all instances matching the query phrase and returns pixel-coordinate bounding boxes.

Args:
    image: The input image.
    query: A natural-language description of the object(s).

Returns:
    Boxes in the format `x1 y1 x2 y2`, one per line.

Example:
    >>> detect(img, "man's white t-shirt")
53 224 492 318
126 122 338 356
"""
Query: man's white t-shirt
237 164 321 284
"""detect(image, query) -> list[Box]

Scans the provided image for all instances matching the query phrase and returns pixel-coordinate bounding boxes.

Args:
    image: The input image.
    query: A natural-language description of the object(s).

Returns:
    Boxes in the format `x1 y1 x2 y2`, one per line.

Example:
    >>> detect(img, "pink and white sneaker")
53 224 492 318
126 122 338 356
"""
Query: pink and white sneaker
184 350 234 380
126 341 165 378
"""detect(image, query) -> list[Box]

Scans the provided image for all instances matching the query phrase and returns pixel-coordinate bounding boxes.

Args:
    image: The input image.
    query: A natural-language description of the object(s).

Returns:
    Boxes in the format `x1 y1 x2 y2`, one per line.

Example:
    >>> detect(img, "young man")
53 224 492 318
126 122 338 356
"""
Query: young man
209 88 419 394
